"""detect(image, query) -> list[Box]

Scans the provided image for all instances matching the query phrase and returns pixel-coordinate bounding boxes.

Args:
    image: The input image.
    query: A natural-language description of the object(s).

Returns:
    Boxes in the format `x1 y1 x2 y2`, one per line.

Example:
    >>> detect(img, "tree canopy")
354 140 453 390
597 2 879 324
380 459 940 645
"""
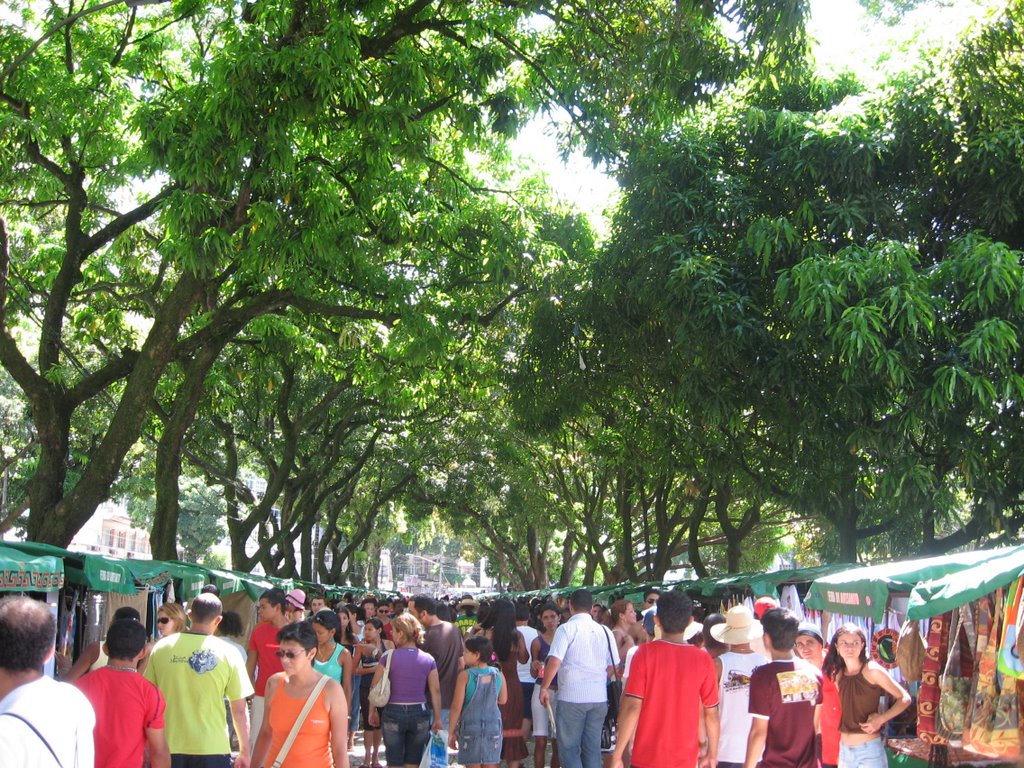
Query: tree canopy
4 0 1022 588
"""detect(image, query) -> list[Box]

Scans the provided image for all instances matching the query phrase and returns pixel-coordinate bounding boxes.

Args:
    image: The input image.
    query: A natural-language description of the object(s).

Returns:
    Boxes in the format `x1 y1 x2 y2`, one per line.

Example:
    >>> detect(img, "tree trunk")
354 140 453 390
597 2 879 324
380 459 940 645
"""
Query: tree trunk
25 398 72 540
29 271 204 545
300 522 313 581
835 508 860 562
687 495 710 577
616 467 638 581
152 345 224 559
558 537 581 587
367 541 380 589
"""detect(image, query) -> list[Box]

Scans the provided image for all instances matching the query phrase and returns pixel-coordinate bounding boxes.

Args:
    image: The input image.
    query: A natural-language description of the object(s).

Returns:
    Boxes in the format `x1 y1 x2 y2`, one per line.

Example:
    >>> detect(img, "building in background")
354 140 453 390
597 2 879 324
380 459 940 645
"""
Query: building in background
70 500 152 559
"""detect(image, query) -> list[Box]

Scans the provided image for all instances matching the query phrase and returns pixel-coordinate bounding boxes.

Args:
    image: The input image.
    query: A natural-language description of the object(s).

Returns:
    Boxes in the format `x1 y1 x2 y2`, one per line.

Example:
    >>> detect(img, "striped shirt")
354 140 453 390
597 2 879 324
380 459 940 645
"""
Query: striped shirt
547 613 619 704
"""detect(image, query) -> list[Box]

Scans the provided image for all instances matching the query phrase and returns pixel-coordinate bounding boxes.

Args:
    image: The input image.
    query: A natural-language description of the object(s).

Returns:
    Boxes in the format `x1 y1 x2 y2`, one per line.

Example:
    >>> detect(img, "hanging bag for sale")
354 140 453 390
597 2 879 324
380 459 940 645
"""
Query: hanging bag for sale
918 612 951 745
965 589 1021 759
936 603 974 744
896 618 926 683
997 576 1024 679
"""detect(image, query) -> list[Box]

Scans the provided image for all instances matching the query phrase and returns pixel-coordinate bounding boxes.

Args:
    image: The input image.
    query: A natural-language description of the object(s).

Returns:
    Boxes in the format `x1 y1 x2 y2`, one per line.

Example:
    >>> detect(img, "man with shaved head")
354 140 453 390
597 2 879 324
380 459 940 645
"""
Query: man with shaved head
145 593 254 768
0 594 96 767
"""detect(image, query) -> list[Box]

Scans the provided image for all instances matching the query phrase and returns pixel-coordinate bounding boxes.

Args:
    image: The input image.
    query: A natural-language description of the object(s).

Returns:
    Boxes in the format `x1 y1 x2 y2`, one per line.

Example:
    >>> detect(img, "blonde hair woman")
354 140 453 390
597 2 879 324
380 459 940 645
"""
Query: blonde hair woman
368 613 442 768
157 602 187 637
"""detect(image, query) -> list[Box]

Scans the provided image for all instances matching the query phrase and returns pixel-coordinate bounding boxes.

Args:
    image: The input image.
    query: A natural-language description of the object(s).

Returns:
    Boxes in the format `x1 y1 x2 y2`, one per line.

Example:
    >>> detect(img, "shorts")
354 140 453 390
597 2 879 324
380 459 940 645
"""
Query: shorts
521 681 535 720
839 738 887 768
531 685 558 737
381 703 431 767
171 756 232 768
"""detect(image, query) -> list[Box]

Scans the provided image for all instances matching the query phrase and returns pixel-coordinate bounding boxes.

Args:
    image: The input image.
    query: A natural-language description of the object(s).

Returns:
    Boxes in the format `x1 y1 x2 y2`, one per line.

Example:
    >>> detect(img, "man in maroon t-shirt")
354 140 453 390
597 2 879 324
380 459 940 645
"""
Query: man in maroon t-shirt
246 587 289 751
75 618 170 768
611 590 720 768
745 608 822 768
410 594 464 730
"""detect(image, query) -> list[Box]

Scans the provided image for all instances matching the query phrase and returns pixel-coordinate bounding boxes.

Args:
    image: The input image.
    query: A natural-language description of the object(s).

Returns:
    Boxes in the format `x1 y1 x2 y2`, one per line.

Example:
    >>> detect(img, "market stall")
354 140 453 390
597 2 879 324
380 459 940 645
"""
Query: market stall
0 543 64 592
805 547 1024 766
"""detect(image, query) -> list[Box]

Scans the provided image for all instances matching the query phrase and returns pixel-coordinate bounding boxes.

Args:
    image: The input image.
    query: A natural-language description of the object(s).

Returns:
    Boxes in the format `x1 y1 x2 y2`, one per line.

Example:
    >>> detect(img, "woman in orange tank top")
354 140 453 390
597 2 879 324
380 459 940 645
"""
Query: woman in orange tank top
251 621 349 768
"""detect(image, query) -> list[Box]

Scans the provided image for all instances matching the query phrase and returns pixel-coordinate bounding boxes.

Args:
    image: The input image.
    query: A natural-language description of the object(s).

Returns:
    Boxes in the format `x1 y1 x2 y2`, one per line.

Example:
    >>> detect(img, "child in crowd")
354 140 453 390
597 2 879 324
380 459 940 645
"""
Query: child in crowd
449 635 508 768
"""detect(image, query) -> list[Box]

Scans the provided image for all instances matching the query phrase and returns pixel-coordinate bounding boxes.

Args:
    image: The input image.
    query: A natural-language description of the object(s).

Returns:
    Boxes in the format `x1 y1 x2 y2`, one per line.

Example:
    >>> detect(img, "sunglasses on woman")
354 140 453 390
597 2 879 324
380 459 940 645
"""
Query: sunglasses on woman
275 649 309 659
157 617 171 625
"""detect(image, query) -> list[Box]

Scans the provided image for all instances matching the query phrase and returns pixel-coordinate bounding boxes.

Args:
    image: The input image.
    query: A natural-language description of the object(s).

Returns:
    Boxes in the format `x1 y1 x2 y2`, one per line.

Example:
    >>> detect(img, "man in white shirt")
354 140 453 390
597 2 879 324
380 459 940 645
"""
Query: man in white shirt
539 589 619 768
0 595 96 768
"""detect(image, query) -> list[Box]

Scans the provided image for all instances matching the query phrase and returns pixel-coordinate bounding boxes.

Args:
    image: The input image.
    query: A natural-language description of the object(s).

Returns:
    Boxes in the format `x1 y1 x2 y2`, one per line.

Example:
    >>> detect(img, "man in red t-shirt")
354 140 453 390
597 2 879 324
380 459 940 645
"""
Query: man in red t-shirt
745 608 822 768
246 587 289 750
611 590 720 768
75 618 170 768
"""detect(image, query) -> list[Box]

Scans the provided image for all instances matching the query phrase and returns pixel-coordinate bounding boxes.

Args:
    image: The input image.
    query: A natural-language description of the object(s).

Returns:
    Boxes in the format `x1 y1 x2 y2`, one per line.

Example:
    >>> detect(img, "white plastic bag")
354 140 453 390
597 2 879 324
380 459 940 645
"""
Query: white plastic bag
419 730 448 768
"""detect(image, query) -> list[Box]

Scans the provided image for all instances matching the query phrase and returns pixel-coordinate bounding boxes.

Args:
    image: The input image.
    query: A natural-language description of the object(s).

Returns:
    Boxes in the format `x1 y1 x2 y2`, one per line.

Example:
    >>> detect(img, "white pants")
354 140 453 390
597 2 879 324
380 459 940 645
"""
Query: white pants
532 686 559 737
249 695 265 752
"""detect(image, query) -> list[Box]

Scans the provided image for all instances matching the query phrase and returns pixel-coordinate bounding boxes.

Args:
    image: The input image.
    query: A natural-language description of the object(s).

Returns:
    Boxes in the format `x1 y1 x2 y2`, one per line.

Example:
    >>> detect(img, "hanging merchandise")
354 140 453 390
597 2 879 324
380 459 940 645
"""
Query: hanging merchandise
964 590 1020 759
871 628 900 669
918 612 951 744
779 585 804 620
1018 680 1024 747
936 603 975 744
997 576 1024 678
896 619 926 682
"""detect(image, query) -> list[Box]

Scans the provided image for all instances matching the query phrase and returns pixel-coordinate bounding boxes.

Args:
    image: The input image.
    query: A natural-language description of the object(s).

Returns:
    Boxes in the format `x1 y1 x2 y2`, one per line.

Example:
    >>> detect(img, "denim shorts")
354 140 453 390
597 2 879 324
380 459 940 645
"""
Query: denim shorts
839 738 887 768
381 703 431 767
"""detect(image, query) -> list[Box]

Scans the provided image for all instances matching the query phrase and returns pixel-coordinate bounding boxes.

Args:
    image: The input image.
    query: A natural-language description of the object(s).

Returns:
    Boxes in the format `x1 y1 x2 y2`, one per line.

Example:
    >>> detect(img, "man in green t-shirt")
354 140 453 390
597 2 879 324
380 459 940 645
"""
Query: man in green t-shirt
144 593 254 768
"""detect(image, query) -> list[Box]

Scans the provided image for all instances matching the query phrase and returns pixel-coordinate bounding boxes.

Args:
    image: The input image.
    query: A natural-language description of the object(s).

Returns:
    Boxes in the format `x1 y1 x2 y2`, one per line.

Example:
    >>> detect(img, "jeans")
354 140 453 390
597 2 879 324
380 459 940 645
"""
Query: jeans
350 675 362 733
839 738 887 768
381 702 431 767
555 700 606 768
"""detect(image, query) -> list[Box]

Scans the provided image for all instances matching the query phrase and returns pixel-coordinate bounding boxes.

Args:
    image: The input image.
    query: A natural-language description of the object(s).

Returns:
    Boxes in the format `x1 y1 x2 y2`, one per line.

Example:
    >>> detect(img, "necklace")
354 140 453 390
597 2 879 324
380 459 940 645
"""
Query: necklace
316 642 336 662
107 664 136 672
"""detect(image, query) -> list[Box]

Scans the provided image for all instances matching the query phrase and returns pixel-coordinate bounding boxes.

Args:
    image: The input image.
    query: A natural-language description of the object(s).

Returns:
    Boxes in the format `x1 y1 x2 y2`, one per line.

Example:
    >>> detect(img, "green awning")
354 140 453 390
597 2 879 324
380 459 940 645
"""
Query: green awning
121 559 174 588
158 561 210 600
907 545 1024 620
218 568 276 600
0 544 65 591
805 548 1017 622
2 541 137 594
79 554 138 594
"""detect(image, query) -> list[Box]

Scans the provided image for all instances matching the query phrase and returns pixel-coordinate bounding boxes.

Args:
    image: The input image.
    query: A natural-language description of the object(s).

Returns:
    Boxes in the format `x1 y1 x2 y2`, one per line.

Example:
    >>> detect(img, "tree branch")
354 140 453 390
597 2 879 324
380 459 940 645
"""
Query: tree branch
81 185 178 258
66 350 140 405
359 0 437 60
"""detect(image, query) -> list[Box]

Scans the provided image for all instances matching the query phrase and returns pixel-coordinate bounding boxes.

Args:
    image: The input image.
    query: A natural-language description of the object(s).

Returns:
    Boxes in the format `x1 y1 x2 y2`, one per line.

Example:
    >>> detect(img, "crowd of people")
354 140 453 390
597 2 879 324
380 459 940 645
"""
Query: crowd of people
0 585 914 768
